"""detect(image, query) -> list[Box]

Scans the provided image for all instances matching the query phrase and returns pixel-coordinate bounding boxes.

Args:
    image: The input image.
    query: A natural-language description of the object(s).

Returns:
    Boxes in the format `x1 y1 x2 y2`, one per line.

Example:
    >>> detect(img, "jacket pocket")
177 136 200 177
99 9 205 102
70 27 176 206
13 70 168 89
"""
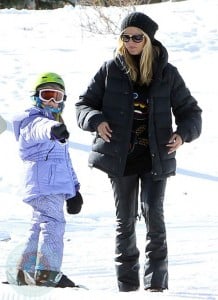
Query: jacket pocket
37 161 56 185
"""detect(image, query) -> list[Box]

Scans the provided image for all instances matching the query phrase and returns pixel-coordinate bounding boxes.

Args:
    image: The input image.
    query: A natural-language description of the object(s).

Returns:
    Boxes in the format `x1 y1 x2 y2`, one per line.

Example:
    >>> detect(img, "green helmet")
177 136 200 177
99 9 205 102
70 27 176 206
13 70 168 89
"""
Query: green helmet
33 72 65 92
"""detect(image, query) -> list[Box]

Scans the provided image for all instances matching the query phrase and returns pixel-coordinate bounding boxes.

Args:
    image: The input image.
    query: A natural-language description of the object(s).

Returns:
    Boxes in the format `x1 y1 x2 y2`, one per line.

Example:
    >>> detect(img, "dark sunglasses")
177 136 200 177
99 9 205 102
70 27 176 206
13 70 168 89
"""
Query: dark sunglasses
121 34 145 43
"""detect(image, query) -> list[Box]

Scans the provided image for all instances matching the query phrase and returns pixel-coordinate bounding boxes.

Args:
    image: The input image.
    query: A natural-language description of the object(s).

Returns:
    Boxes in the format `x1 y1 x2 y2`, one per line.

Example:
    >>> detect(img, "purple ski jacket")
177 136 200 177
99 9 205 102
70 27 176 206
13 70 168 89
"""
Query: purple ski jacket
13 106 79 203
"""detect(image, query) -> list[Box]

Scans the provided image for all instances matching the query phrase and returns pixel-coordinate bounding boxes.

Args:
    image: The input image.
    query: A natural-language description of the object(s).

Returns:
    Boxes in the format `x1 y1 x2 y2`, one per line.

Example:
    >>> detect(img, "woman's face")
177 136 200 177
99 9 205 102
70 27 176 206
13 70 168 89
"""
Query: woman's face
121 26 146 55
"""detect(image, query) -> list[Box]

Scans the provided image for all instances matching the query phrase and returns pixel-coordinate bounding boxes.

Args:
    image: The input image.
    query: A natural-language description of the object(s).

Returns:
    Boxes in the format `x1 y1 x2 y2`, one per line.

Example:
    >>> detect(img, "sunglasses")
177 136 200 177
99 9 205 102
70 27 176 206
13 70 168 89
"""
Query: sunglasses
39 89 65 104
121 34 145 43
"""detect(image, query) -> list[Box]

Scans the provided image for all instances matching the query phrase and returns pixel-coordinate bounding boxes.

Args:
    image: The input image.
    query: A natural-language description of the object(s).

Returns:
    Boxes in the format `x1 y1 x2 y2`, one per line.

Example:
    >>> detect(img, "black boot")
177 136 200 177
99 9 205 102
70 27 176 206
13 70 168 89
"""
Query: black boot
3 269 35 285
17 270 35 285
56 274 77 288
16 269 28 285
35 270 76 288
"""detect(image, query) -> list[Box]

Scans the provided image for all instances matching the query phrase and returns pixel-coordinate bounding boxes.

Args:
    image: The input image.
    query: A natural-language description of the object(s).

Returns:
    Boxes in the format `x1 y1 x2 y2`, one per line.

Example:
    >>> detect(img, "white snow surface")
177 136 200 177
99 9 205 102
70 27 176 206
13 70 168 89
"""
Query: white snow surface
0 0 218 299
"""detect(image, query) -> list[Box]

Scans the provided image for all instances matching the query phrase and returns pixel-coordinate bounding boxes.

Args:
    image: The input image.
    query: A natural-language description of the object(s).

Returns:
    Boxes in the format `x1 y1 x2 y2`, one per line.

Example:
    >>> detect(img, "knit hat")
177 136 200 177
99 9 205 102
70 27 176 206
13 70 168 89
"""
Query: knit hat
121 12 158 41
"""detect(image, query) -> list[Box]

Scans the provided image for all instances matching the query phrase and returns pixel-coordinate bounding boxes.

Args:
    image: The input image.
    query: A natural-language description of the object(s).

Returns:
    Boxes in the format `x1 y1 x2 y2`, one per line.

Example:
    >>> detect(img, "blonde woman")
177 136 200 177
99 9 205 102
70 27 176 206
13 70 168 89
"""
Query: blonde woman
76 12 202 292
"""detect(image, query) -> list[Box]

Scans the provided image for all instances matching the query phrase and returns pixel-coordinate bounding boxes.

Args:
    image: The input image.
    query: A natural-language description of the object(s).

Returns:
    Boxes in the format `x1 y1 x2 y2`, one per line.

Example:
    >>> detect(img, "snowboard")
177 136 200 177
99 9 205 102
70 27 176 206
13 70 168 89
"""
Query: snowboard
2 270 88 290
1 281 88 289
1 281 88 290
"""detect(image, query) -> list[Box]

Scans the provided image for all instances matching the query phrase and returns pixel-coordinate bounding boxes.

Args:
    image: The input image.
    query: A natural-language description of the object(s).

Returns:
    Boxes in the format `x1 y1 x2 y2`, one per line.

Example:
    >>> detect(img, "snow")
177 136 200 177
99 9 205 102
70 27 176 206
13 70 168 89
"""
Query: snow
0 0 218 299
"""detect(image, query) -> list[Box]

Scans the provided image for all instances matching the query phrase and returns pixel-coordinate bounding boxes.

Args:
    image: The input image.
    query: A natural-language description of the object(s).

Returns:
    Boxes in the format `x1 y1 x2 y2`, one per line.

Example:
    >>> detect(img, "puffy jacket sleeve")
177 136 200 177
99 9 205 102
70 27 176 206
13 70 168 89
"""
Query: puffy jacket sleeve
169 66 202 142
75 61 108 132
20 116 60 144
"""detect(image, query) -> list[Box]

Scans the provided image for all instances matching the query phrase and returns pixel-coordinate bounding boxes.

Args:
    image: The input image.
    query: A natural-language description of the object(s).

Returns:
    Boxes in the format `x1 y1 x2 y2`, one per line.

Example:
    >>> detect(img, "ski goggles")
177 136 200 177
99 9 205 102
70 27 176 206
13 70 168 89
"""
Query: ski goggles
120 34 145 43
39 89 65 103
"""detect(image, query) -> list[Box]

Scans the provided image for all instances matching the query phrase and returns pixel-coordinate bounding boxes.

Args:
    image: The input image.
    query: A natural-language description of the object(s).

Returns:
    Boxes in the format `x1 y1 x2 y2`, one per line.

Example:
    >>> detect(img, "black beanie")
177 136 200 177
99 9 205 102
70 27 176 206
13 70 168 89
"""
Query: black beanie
121 12 158 42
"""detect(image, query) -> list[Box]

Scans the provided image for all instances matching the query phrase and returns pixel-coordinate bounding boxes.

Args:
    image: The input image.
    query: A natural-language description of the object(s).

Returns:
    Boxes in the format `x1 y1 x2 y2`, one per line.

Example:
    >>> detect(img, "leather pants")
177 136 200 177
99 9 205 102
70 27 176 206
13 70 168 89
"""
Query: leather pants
110 172 168 291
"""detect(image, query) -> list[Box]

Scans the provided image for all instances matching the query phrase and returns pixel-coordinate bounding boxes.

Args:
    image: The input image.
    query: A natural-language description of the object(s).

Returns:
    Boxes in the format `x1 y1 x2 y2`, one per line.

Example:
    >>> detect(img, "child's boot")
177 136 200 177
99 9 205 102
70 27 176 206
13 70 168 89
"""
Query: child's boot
4 269 35 285
35 270 77 288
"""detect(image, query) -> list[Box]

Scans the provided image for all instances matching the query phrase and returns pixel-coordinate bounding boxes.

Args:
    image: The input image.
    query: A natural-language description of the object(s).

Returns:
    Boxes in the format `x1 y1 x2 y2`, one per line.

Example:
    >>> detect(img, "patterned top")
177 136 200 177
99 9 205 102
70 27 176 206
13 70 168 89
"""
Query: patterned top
124 83 152 175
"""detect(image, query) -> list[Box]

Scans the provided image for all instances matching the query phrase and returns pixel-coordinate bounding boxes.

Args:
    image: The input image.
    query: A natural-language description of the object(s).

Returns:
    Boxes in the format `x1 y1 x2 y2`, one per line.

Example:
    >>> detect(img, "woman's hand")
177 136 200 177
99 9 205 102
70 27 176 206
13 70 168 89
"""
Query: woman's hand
166 133 183 154
97 122 112 143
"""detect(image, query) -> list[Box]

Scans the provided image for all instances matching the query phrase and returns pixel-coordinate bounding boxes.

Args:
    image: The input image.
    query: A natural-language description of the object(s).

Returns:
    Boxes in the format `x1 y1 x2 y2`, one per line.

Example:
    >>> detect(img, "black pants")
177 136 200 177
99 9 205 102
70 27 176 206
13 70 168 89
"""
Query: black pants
110 172 168 291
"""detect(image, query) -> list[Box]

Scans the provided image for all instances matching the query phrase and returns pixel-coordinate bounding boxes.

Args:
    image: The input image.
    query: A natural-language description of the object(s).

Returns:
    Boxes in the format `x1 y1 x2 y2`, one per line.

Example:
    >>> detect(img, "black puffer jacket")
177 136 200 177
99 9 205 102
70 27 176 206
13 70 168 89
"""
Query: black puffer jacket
75 41 202 179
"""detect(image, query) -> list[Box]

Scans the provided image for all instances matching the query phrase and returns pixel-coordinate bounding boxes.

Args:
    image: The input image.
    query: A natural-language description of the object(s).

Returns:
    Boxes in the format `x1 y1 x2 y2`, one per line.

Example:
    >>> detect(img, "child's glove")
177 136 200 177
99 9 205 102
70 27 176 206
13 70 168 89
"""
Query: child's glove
50 123 69 141
66 192 83 214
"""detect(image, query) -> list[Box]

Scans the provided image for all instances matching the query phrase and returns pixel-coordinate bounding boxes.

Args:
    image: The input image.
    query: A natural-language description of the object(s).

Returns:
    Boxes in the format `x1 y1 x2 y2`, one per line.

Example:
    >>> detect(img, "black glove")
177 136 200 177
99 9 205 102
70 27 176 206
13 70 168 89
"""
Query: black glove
66 191 83 214
51 123 69 141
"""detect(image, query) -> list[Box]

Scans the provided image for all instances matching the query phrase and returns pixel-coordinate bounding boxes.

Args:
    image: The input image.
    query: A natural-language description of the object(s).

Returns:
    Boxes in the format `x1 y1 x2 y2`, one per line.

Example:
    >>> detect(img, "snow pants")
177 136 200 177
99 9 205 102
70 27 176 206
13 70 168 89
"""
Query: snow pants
18 194 66 273
110 172 168 291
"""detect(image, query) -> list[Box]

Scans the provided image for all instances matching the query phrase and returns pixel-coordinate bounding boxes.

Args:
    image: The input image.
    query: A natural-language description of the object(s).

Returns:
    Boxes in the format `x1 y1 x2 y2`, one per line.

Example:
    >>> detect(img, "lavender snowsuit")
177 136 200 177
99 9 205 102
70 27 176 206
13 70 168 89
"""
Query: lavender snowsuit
13 107 79 272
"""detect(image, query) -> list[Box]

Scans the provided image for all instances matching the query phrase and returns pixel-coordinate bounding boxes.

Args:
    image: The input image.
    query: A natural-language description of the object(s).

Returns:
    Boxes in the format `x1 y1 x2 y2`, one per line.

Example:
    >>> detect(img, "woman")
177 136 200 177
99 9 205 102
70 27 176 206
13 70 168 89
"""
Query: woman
75 12 202 292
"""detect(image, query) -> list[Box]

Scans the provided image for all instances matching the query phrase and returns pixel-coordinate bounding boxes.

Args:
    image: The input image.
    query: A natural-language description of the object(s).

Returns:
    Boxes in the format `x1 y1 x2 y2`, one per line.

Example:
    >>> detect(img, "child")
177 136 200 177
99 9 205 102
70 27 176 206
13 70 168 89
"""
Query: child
11 72 83 288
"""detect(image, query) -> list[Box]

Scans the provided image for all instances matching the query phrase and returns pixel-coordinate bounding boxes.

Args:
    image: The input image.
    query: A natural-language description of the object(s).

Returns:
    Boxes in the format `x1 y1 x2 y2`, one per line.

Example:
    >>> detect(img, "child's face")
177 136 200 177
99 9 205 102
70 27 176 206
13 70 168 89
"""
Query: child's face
38 83 65 109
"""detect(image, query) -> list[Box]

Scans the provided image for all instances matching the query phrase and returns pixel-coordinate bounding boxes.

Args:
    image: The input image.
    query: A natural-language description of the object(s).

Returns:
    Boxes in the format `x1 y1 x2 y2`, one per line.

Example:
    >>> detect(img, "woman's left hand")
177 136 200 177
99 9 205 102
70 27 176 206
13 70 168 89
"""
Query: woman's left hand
166 133 183 154
97 121 112 143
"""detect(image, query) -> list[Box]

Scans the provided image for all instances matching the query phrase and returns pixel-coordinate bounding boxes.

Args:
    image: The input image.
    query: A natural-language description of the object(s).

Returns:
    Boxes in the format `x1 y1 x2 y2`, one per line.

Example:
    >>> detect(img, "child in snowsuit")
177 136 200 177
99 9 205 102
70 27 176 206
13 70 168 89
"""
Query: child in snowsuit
11 72 83 288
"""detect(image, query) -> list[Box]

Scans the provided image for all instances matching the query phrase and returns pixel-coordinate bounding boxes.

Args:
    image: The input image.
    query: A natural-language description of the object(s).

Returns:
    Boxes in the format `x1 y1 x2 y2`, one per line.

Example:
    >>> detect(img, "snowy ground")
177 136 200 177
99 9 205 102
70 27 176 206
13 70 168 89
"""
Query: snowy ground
0 0 218 299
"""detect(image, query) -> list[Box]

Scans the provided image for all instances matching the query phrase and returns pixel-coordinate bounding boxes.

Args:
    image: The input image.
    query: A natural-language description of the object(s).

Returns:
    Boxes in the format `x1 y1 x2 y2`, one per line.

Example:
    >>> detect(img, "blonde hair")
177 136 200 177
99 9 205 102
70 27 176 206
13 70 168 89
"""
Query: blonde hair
115 31 154 86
